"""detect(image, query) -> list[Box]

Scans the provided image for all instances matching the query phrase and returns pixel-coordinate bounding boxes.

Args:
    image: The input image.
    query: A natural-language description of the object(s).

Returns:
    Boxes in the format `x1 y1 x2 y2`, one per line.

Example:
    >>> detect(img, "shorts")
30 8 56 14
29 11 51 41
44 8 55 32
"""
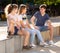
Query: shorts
38 26 49 31
14 26 19 35
8 26 22 35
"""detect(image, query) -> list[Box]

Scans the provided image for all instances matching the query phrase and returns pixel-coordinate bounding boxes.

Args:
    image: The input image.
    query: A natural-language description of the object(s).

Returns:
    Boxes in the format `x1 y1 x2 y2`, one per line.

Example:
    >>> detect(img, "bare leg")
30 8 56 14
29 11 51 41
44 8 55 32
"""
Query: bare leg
48 25 53 40
23 30 30 46
8 23 14 35
18 29 30 46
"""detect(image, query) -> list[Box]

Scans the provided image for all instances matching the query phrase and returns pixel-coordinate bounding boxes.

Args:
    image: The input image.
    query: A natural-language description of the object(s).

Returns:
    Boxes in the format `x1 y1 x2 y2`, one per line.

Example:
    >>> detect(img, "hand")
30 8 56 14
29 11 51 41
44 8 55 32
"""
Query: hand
34 26 39 30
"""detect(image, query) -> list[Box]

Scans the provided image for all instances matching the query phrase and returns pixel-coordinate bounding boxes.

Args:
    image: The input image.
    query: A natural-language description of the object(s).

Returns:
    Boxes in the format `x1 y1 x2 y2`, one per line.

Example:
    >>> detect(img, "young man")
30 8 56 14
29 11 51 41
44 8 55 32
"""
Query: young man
31 4 54 45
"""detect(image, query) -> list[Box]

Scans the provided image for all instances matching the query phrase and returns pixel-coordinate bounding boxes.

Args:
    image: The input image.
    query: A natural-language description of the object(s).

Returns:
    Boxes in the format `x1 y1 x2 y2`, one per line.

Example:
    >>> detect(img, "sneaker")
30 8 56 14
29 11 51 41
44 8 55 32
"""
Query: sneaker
49 40 54 45
23 46 31 49
30 44 36 48
40 42 48 47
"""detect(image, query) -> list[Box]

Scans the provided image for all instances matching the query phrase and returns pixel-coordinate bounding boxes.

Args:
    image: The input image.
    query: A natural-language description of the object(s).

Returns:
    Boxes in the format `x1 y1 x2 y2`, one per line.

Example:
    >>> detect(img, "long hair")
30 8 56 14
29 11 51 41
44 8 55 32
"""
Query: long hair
19 4 27 14
4 4 18 18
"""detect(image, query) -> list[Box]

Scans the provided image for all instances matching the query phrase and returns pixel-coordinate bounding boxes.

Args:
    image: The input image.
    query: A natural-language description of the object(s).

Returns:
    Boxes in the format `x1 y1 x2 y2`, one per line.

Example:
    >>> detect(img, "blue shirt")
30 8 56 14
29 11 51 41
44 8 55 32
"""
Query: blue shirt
34 11 50 26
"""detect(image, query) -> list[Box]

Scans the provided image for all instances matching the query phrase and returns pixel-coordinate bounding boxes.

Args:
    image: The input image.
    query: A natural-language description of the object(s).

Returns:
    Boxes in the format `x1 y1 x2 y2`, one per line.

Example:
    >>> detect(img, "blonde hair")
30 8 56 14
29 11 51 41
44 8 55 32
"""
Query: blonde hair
4 4 11 18
4 4 18 18
19 4 27 14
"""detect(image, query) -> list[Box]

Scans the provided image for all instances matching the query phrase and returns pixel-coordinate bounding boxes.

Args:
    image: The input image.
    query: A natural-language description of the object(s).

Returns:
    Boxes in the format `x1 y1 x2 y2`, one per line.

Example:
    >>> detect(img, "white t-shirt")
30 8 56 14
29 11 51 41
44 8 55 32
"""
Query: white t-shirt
18 14 27 24
17 15 22 21
7 14 18 27
18 14 35 29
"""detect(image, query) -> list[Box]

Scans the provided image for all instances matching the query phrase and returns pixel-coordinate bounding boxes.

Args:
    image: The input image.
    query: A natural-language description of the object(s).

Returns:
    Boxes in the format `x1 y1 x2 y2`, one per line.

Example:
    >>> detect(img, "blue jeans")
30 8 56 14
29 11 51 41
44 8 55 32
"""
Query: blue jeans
24 28 44 44
30 29 44 44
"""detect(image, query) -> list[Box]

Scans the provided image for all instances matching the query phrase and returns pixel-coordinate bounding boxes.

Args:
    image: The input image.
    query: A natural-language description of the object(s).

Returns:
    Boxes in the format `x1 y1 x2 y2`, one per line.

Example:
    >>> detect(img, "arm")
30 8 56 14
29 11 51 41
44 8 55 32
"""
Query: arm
30 16 36 26
26 19 32 29
20 20 26 28
30 16 39 29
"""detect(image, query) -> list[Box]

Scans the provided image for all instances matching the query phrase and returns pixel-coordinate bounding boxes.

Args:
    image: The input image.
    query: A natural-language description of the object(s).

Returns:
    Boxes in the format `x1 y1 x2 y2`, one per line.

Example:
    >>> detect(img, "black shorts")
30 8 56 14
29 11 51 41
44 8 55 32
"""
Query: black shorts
14 26 19 35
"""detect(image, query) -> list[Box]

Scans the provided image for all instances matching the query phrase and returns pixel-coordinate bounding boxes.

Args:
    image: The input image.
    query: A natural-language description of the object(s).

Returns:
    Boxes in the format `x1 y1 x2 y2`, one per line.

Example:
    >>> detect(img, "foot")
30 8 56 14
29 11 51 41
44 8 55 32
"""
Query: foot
30 44 36 48
40 42 48 47
49 40 54 45
7 35 13 39
7 31 14 38
23 46 31 49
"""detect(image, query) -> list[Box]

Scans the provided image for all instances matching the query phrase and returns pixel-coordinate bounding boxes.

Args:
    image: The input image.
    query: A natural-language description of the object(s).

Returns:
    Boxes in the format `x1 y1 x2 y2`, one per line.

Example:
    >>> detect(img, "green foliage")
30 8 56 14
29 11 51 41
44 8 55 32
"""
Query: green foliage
34 0 60 5
1 0 60 6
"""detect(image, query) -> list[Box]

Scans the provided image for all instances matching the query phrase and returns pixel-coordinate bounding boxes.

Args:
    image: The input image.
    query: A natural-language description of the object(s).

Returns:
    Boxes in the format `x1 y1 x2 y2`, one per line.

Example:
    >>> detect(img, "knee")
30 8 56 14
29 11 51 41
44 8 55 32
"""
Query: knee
48 25 53 30
26 31 30 36
36 30 40 33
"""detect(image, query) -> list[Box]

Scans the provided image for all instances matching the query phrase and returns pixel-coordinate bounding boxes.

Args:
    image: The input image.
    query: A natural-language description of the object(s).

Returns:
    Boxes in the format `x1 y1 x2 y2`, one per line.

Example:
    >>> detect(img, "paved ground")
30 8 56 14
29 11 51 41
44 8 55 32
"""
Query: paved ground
0 18 60 53
21 36 60 53
0 21 7 40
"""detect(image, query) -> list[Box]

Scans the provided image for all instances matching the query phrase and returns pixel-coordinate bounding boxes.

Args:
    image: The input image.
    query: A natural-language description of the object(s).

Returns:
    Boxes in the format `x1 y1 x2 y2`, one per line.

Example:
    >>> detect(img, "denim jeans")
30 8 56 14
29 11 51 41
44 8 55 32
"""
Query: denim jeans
38 26 48 31
25 28 44 44
31 29 44 44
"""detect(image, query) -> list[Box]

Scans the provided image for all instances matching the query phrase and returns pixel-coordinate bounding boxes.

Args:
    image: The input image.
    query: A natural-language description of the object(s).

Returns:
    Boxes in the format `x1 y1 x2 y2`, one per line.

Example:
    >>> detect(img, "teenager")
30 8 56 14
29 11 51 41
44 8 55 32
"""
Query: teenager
31 4 54 45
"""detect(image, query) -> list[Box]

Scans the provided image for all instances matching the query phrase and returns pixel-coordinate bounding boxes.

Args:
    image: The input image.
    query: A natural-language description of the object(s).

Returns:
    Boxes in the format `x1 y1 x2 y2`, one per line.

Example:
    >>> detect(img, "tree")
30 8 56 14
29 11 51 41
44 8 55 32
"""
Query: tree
34 0 60 5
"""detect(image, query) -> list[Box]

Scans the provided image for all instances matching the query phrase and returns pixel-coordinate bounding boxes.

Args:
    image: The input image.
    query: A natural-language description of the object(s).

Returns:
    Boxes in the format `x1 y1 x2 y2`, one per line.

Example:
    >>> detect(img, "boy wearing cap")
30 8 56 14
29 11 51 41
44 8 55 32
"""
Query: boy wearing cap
31 4 54 45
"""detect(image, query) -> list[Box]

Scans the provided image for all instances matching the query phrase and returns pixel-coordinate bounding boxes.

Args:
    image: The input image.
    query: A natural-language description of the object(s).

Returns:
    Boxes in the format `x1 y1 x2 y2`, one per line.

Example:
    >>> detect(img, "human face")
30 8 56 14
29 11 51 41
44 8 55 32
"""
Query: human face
13 8 18 14
15 8 18 13
40 8 46 14
23 8 27 14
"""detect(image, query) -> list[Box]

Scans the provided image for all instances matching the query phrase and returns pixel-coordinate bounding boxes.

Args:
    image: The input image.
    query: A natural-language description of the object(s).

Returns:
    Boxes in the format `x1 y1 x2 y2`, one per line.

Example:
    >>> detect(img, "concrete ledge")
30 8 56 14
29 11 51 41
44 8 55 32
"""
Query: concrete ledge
0 36 24 53
0 40 5 53
0 26 60 53
53 26 60 36
41 30 50 41
40 26 60 41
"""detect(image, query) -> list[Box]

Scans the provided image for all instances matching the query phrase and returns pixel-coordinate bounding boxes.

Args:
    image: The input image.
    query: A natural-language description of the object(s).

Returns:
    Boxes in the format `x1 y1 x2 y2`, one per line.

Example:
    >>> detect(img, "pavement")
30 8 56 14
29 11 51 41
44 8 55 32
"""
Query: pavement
0 18 60 53
21 36 60 53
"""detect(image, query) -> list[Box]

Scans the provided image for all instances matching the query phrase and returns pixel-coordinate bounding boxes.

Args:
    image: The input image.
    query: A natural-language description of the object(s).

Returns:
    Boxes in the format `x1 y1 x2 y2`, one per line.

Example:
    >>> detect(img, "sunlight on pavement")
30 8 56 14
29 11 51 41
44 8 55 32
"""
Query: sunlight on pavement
49 49 56 53
52 22 60 27
0 26 8 40
54 41 60 47
0 34 8 40
40 49 45 52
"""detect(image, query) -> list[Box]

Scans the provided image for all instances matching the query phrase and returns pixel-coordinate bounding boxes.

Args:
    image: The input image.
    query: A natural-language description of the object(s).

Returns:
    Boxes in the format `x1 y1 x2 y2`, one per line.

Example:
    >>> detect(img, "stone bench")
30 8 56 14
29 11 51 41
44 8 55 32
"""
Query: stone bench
52 22 60 36
0 30 50 53
41 30 50 41
40 26 60 41
0 23 60 53
0 36 24 53
40 22 60 41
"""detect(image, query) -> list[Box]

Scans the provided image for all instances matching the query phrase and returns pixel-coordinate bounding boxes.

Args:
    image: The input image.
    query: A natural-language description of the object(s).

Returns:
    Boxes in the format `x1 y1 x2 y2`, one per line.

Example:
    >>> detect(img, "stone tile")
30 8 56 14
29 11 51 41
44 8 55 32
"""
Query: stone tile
5 38 15 53
14 36 21 53
0 40 5 53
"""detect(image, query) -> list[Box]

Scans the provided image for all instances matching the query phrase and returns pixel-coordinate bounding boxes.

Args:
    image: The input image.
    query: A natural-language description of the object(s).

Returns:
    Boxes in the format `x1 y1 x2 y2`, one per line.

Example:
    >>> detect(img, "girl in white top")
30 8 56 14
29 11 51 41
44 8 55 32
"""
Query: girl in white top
4 4 19 37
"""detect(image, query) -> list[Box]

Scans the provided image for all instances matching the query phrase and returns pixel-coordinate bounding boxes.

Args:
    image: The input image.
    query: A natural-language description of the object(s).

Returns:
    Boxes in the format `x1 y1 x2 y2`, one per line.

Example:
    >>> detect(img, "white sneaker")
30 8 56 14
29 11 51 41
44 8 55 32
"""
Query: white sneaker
30 44 36 48
40 42 48 47
49 40 54 45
